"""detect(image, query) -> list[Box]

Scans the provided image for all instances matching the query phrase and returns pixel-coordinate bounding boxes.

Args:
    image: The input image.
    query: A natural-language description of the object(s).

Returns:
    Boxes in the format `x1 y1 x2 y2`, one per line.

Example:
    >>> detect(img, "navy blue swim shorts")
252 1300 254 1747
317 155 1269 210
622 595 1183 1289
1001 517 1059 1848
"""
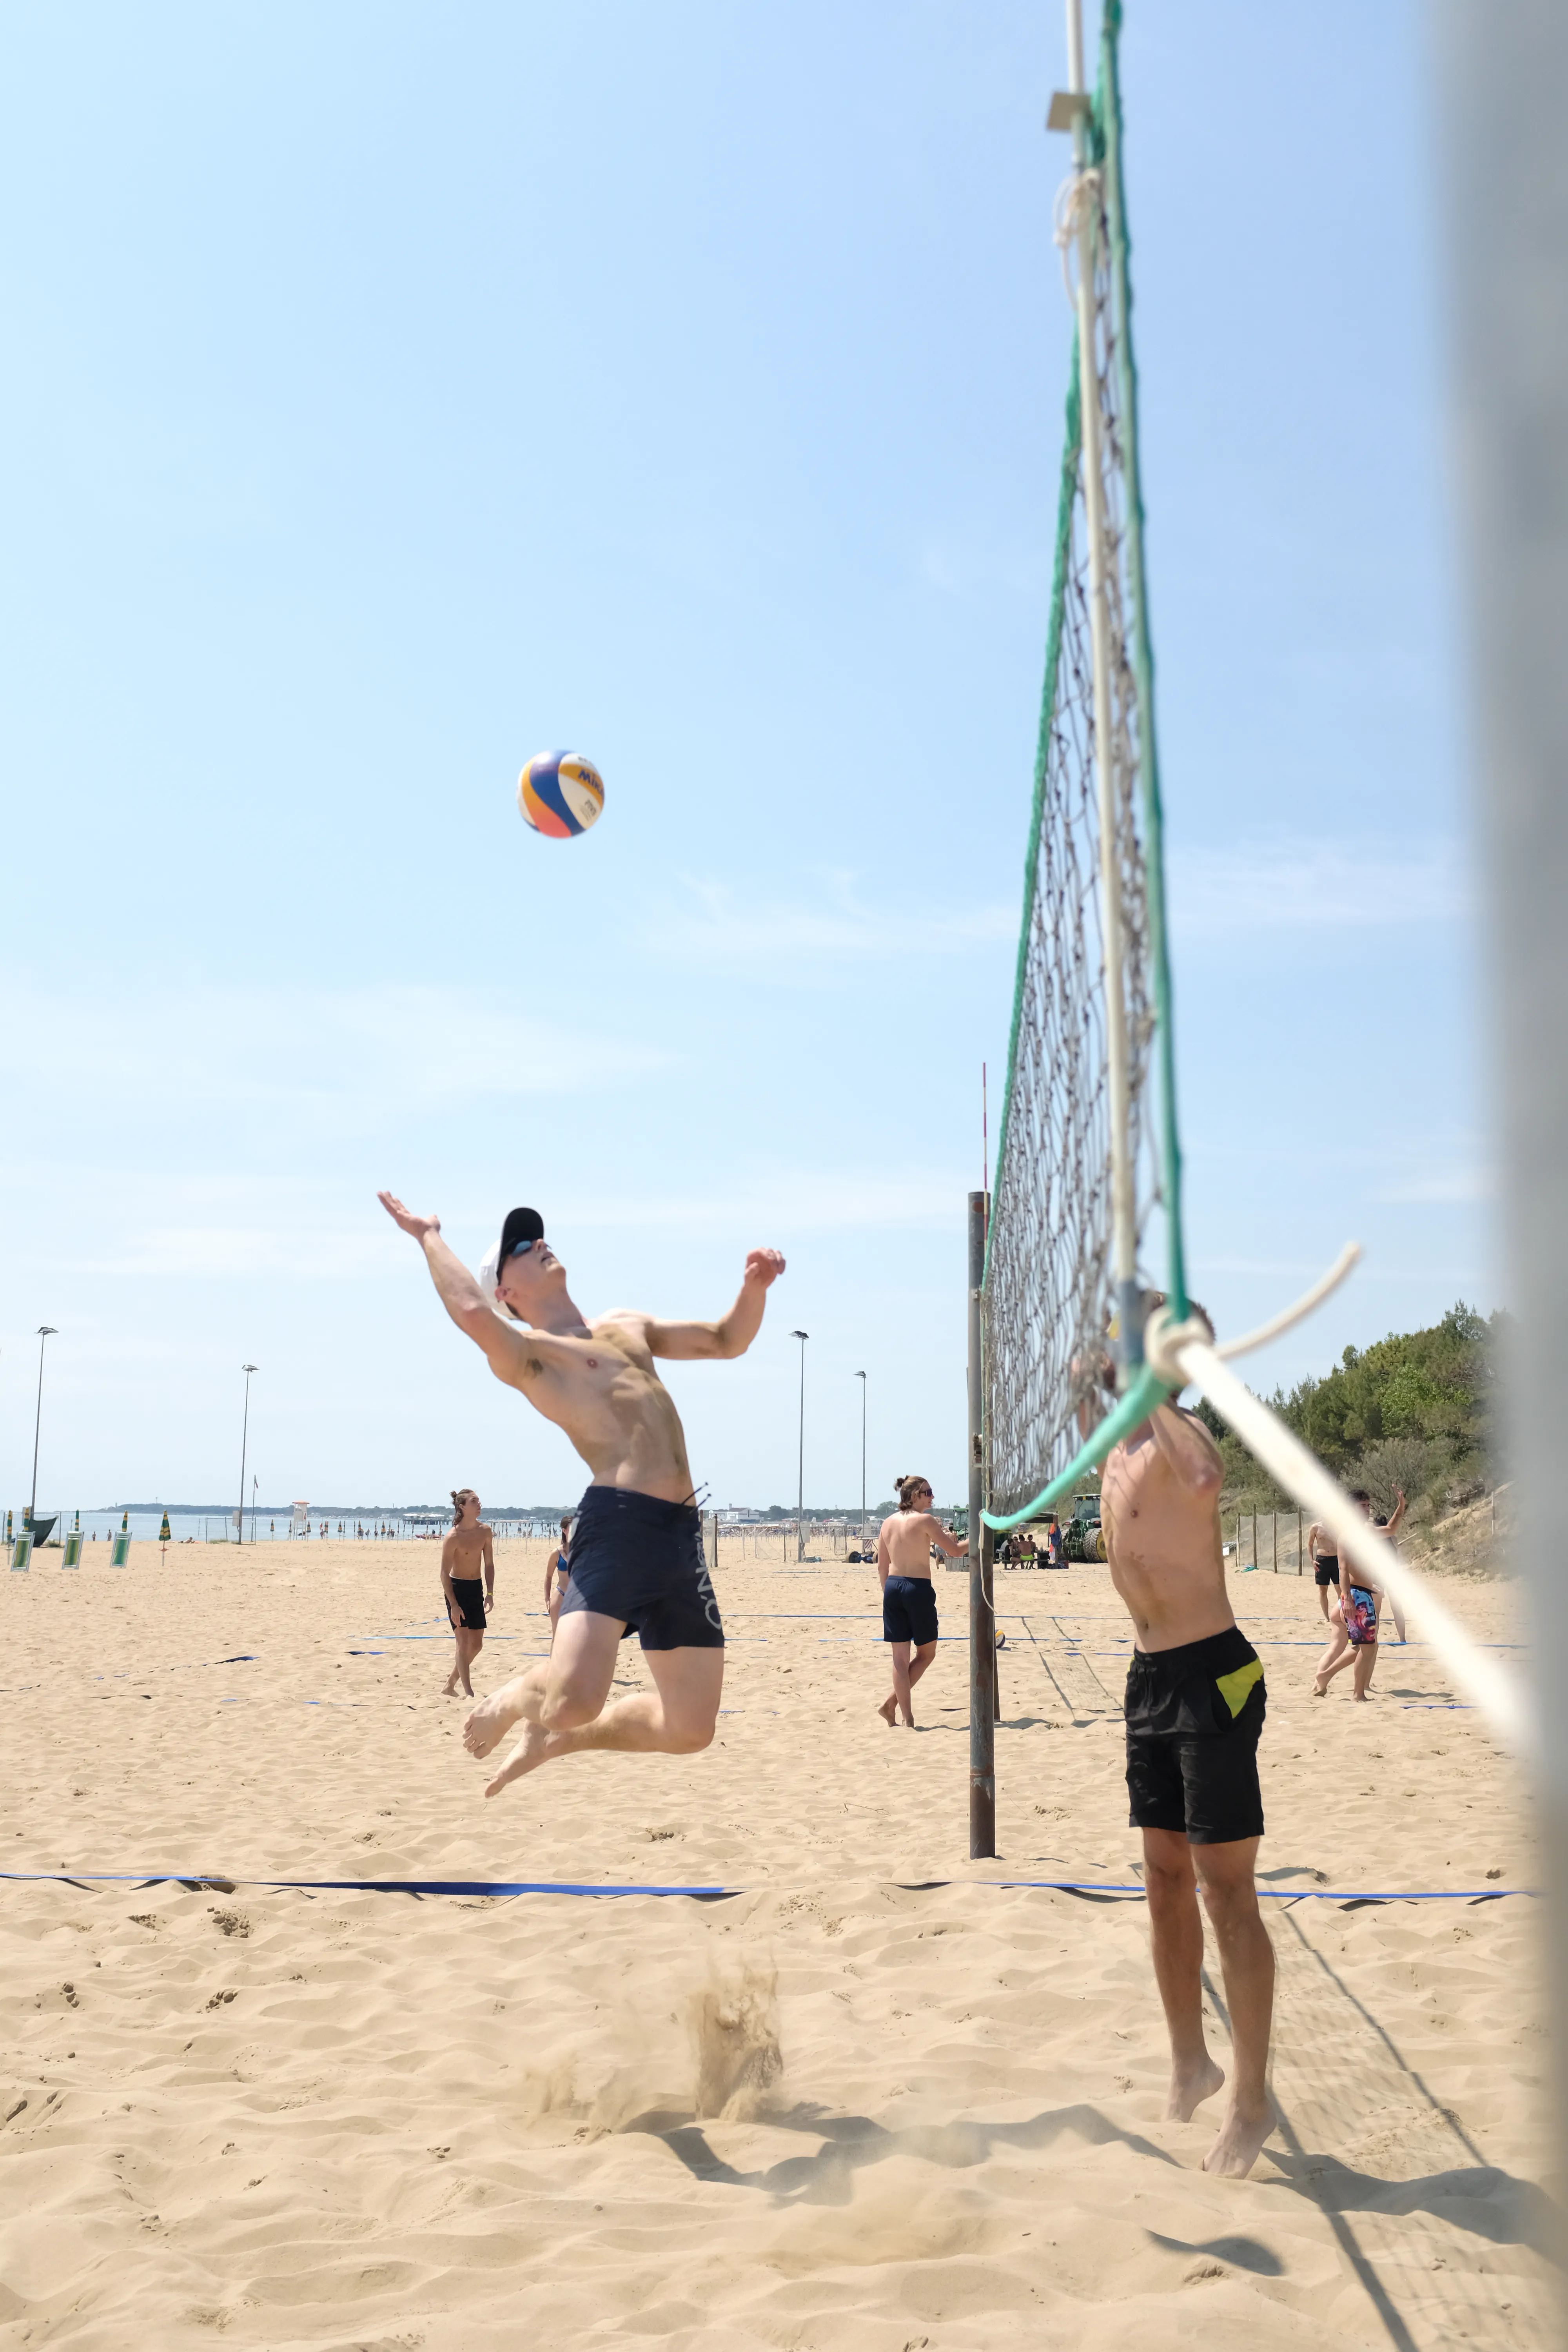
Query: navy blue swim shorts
882 1574 939 1647
558 1485 724 1651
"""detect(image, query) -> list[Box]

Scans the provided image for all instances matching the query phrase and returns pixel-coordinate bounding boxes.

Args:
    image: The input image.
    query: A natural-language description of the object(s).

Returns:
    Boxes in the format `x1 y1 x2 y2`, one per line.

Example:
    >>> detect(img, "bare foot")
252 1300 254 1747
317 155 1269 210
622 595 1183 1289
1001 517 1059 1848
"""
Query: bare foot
463 1679 534 1758
877 1694 897 1725
484 1718 554 1797
1353 1691 1370 1702
1310 1678 1329 1698
1202 2095 1276 2178
1164 2053 1224 2122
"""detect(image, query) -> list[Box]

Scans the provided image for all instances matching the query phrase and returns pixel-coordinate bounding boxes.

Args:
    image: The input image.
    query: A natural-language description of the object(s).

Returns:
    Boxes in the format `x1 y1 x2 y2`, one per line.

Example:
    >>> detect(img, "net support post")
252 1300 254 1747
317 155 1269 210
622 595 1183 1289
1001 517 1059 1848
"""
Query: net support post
967 1190 996 1857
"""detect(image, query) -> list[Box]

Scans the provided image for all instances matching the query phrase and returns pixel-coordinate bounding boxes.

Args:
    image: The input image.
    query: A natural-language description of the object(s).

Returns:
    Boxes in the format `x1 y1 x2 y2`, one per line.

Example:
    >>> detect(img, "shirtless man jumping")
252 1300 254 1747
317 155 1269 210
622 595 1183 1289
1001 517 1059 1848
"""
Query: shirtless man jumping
1092 1300 1276 2179
377 1194 784 1796
874 1475 967 1727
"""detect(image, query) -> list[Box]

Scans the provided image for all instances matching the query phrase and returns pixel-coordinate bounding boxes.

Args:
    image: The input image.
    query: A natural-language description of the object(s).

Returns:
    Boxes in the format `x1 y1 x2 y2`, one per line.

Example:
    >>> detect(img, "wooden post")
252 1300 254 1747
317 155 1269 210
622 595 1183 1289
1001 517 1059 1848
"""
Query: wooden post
1272 1509 1278 1575
967 1190 995 1857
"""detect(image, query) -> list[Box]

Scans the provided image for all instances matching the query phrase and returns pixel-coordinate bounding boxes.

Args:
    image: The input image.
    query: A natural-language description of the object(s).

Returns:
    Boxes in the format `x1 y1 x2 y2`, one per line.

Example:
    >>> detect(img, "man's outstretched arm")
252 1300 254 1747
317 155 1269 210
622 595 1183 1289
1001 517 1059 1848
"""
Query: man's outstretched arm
378 1191 532 1380
646 1248 786 1360
1144 1401 1225 1492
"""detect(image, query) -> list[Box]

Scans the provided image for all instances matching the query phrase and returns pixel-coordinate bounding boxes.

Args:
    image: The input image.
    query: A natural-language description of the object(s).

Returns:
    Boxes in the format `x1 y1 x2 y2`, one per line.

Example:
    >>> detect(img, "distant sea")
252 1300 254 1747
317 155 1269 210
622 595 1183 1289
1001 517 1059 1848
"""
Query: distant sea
9 1506 568 1545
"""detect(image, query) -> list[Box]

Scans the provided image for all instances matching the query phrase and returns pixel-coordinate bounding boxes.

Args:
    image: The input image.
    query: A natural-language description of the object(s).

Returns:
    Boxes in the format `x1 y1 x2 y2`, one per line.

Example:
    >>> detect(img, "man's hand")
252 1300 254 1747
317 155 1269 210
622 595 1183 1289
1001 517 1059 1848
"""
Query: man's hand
743 1247 786 1289
379 1190 441 1244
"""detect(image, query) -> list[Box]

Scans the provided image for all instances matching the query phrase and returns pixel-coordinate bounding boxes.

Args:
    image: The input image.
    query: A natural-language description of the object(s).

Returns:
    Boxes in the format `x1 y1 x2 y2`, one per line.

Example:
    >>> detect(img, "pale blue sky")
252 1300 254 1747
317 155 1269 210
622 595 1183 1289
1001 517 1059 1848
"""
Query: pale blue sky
0 0 1485 1514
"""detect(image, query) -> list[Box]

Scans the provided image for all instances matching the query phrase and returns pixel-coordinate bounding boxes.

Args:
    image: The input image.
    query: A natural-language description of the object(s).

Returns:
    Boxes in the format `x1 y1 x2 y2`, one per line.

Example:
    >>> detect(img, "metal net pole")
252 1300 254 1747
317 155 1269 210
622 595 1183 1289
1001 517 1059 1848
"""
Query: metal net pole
968 1190 996 1856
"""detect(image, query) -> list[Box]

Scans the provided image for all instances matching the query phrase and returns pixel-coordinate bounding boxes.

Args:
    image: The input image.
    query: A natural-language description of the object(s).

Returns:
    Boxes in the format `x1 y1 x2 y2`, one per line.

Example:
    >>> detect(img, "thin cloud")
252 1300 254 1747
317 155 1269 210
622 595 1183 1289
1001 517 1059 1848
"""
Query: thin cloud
648 871 1016 972
1373 1167 1495 1204
1167 835 1470 938
0 982 662 1114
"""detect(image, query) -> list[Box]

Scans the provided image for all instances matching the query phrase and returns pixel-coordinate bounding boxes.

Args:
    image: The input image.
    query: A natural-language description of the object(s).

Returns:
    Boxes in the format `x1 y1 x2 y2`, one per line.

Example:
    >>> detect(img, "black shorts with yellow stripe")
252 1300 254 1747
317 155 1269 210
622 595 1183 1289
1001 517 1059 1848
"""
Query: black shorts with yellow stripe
1124 1624 1265 1846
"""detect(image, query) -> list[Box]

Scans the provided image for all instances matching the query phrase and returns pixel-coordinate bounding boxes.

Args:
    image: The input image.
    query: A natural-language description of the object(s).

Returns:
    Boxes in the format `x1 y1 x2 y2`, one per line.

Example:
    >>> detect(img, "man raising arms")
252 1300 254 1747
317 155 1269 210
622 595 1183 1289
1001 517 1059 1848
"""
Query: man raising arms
1096 1303 1275 2178
378 1195 784 1795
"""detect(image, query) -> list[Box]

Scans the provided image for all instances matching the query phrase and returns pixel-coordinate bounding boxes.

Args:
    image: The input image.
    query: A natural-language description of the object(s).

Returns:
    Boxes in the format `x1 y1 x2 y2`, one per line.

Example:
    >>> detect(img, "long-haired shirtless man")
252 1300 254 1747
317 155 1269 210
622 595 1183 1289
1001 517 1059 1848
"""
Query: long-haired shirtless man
377 1194 784 1796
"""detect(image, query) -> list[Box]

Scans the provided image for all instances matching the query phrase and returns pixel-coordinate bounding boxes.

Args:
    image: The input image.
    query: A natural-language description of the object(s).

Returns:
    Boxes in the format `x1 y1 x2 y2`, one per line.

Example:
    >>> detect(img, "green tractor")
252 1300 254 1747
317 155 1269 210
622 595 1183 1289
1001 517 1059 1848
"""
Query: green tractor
1063 1492 1107 1563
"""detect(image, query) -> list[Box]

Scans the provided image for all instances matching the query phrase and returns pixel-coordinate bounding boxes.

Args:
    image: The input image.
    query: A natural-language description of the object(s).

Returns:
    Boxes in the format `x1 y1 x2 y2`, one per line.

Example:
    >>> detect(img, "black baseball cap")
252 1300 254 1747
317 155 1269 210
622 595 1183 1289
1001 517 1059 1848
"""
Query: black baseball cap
498 1205 545 1265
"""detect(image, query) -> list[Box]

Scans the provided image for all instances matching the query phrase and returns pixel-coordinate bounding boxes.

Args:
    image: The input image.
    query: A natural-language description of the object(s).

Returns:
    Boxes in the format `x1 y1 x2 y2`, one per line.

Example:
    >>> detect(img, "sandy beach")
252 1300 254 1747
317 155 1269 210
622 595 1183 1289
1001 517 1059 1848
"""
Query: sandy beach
0 1541 1549 2347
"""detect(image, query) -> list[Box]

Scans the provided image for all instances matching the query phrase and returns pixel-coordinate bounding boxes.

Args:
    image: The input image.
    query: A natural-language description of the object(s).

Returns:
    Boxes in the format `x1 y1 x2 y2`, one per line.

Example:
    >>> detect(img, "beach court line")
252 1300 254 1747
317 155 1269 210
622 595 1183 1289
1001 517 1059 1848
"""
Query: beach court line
0 1870 1532 1905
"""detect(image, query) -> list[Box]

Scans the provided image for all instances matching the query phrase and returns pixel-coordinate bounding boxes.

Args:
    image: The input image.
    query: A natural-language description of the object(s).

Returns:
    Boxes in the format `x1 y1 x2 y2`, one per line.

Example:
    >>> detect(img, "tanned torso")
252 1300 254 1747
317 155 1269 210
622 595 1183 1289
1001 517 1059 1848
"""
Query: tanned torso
1101 1403 1233 1652
374 1200 784 1510
444 1521 492 1577
878 1510 941 1581
500 1313 696 1503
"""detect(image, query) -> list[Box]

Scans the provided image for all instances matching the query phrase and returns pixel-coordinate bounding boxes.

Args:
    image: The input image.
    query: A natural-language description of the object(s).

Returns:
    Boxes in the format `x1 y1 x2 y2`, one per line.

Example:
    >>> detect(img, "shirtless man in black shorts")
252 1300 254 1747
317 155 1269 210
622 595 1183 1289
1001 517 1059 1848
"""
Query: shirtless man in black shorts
377 1193 784 1795
873 1475 967 1726
440 1488 495 1697
1093 1300 1276 2178
543 1514 572 1639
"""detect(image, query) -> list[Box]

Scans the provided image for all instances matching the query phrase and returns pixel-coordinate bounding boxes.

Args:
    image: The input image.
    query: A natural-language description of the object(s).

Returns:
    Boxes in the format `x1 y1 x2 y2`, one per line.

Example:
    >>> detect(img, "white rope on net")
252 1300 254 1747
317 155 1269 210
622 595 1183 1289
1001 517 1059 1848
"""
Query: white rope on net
986 156 1158 1523
1143 1305 1533 1757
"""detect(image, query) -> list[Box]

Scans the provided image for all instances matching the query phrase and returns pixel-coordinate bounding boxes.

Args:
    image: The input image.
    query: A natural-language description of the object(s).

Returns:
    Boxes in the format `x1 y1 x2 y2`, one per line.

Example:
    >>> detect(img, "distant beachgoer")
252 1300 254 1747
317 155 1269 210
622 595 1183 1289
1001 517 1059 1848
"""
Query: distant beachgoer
378 1191 784 1794
875 1475 967 1728
1307 1517 1342 1628
543 1515 573 1639
1313 1488 1406 1700
441 1488 495 1699
1045 1514 1065 1568
1372 1509 1407 1642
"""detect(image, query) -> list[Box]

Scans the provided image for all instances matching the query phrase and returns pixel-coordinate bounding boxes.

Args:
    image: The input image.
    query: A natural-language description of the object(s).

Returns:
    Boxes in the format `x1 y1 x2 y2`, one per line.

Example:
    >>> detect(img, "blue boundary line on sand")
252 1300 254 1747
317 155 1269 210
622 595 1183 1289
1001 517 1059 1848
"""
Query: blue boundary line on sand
0 1871 1531 1905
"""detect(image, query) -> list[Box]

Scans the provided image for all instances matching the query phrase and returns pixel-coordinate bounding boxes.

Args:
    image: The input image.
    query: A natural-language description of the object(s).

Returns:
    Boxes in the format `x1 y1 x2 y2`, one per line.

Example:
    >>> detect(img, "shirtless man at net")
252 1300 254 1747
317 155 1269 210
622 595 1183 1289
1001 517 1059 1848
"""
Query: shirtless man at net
377 1193 784 1796
1090 1299 1276 2179
873 1475 967 1727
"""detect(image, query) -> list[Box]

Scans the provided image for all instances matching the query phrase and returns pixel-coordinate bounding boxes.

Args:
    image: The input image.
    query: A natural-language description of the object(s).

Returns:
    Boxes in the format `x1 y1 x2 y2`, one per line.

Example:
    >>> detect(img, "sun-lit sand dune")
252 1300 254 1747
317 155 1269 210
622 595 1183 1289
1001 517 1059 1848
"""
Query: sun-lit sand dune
0 1542 1549 2347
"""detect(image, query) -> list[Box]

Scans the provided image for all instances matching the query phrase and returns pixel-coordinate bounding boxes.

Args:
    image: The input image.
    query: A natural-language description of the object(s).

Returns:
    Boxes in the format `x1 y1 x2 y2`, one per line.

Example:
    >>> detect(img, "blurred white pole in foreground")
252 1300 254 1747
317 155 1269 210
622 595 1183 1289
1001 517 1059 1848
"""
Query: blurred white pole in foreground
1438 0 1568 2247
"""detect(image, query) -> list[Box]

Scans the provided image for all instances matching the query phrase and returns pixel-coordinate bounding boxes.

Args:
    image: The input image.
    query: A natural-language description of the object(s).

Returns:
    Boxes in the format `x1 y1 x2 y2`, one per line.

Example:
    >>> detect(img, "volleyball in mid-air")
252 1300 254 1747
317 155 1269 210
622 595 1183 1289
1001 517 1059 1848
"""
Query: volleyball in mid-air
517 749 604 840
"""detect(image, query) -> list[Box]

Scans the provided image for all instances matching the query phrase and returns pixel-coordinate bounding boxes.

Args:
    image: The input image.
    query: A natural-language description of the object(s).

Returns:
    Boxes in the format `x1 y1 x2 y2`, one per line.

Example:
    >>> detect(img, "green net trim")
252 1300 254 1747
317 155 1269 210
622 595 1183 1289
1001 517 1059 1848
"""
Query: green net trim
981 0 1186 1532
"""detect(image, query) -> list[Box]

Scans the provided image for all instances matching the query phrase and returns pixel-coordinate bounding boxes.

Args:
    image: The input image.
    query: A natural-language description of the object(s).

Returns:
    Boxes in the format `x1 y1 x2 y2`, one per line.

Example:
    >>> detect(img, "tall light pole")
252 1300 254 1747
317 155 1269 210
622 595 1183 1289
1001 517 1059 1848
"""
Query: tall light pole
790 1330 808 1562
238 1366 258 1546
28 1327 57 1528
855 1371 867 1549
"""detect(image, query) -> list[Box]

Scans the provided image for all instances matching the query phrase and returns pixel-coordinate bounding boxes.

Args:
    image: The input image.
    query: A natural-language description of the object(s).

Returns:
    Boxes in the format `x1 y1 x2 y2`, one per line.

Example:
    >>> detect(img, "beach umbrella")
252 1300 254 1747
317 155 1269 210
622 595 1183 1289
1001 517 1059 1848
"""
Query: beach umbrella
71 1509 80 1533
120 1509 129 1535
159 1510 170 1563
4 1510 10 1545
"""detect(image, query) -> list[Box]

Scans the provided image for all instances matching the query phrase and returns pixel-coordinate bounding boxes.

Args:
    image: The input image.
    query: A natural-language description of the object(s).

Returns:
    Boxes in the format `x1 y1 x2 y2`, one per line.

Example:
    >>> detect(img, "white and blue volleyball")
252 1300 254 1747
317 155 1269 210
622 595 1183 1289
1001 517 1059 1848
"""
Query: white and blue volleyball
517 749 605 840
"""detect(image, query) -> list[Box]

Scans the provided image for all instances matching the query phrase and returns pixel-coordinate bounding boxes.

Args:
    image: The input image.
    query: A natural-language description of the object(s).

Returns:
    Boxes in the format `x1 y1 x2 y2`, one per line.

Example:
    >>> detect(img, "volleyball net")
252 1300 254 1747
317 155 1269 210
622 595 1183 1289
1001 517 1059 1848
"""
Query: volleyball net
979 0 1530 1755
984 0 1184 1530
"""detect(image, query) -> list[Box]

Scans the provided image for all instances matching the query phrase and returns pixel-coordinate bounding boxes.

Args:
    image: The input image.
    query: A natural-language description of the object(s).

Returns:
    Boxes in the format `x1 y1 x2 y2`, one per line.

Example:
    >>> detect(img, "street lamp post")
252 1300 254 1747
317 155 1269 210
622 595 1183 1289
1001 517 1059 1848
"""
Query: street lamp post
790 1330 809 1563
238 1366 258 1547
28 1327 57 1528
855 1371 867 1549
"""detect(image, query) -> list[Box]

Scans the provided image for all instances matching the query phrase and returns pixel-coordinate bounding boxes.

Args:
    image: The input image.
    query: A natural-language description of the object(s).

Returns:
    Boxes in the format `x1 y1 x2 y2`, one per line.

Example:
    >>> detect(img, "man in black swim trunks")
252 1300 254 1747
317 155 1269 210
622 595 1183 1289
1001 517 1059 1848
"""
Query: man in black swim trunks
1094 1299 1276 2179
873 1474 967 1726
377 1191 784 1795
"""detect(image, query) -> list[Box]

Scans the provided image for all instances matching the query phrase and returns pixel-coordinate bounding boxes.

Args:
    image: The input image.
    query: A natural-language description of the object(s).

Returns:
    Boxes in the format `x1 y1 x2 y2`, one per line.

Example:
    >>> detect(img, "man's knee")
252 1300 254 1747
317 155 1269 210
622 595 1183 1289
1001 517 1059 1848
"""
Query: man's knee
664 1717 715 1756
1196 1866 1261 1930
915 1642 937 1663
1144 1855 1195 1904
1141 1835 1196 1902
539 1687 601 1731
